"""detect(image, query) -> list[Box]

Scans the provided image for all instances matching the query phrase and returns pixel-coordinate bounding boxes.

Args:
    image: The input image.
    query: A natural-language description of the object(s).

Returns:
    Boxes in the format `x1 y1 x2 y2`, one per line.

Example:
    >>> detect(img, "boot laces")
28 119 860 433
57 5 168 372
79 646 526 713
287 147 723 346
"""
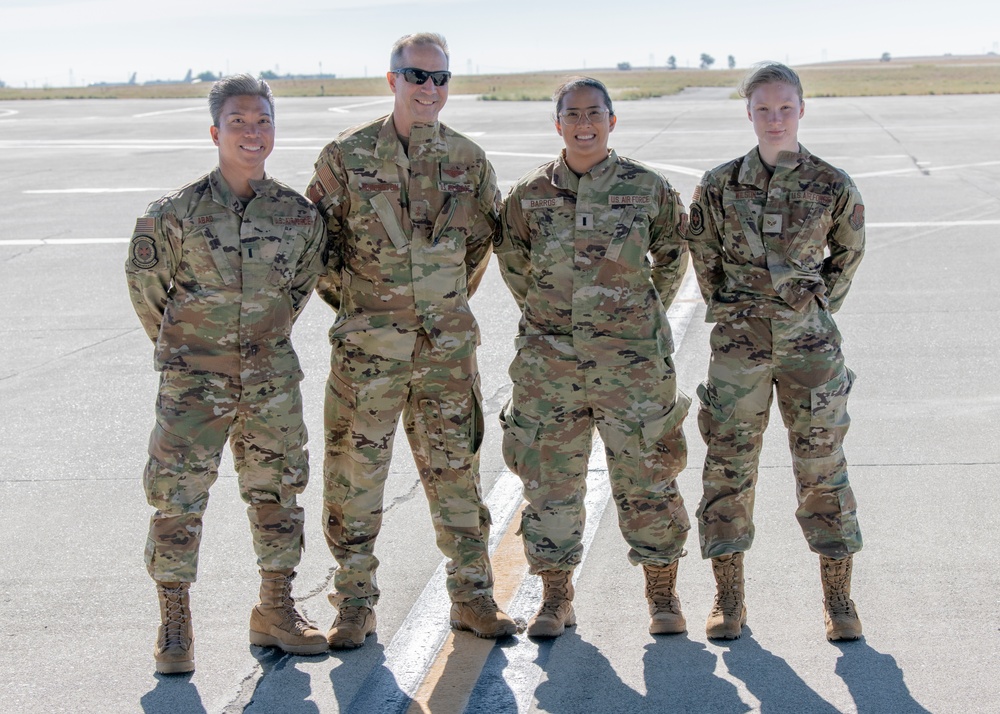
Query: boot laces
466 594 499 618
271 574 313 634
336 605 370 628
645 568 680 612
161 586 190 648
712 559 743 617
822 559 855 616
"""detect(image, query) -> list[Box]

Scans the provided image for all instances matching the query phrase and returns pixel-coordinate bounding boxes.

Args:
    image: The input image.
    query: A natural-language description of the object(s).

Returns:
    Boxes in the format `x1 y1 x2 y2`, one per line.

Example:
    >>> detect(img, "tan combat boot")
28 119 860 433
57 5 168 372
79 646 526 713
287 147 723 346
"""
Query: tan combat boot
706 552 747 640
328 605 377 650
249 569 328 655
820 554 862 641
450 594 518 638
527 570 577 638
154 581 194 674
644 561 686 635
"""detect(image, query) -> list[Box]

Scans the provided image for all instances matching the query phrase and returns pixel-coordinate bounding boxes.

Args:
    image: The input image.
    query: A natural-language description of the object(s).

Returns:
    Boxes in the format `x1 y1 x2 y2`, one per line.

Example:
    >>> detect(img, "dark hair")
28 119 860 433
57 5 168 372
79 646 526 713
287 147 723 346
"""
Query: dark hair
740 61 803 103
208 73 274 127
553 76 615 117
390 33 450 70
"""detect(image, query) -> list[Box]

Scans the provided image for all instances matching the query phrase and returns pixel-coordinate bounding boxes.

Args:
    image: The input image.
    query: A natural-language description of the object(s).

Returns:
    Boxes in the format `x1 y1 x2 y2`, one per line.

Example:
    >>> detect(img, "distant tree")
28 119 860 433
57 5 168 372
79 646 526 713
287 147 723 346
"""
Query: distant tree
699 53 715 70
617 61 632 71
728 55 736 69
667 55 677 70
197 71 218 82
880 52 891 62
260 70 279 80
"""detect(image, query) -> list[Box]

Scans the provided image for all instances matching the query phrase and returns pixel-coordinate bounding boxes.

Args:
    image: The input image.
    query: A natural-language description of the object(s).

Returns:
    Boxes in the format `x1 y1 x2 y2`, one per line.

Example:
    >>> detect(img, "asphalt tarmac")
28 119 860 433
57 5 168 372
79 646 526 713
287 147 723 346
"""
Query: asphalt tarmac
1 88 998 713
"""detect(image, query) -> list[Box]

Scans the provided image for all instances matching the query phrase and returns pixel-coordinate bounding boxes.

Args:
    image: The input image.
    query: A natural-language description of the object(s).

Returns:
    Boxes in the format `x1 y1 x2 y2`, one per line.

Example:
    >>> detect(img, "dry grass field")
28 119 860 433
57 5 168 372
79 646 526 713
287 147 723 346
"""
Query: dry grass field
2 54 998 101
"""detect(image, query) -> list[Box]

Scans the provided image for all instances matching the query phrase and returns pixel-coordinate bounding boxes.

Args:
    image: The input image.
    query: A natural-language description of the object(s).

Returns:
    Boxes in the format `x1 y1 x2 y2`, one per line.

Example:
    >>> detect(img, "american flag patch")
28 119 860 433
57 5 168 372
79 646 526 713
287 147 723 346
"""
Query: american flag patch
133 216 155 234
317 163 340 193
691 185 702 202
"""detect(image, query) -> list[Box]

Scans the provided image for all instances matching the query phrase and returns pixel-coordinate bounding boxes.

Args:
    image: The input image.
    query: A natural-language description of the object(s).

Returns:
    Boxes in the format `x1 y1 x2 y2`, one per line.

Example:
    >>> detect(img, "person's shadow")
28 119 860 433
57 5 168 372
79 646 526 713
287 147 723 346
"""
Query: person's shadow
240 645 326 713
833 639 931 713
325 636 413 714
140 672 207 714
643 635 750 713
722 628 841 713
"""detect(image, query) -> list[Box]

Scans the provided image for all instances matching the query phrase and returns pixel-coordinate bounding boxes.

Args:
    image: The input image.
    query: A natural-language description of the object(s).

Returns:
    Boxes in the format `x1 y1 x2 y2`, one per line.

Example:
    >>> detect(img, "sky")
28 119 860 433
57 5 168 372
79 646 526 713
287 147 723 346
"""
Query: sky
2 0 999 88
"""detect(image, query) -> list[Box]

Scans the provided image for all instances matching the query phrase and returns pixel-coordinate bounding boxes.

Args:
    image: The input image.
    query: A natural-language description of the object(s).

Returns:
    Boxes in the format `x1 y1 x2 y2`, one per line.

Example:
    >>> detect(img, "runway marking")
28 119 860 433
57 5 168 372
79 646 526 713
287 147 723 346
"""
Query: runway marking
0 109 18 118
644 161 708 178
869 220 1000 227
132 106 203 118
0 238 127 246
855 160 1000 178
24 188 169 194
328 98 394 113
342 271 703 712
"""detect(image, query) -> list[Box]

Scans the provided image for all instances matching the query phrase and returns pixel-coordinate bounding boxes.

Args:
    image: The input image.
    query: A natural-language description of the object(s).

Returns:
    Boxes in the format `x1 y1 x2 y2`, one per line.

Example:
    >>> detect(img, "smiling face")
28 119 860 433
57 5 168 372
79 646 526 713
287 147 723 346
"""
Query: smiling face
747 81 804 164
555 86 616 175
388 42 449 138
210 94 274 194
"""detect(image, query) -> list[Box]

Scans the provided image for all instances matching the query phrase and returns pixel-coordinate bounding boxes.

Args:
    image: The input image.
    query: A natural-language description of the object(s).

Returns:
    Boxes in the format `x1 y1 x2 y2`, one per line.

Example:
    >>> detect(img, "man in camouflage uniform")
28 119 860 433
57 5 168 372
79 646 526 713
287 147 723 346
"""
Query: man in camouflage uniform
494 77 691 638
305 33 515 648
126 74 329 673
686 62 866 642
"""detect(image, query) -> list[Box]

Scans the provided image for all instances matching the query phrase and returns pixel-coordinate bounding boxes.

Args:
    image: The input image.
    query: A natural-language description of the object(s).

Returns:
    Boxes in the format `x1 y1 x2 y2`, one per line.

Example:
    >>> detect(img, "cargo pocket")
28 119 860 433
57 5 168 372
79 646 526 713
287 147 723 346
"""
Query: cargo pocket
499 398 540 475
696 381 739 451
809 367 855 446
279 424 309 505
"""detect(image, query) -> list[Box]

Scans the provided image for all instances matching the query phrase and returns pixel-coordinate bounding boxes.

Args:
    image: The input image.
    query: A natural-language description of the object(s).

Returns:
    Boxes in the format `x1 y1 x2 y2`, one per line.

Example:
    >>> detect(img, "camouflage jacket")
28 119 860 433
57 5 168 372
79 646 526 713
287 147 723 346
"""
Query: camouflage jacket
687 145 865 321
306 115 500 361
125 168 327 383
495 150 689 365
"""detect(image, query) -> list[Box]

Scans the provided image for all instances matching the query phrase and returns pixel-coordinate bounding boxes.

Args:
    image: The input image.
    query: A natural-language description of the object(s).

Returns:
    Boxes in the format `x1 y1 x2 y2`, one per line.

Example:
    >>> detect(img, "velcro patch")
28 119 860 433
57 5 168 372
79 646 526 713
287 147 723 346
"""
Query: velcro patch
789 190 833 205
609 195 652 206
849 204 865 230
130 235 157 269
763 214 782 233
689 204 705 235
438 182 474 194
317 163 340 193
521 197 563 210
133 216 155 235
734 190 764 200
274 216 314 226
360 182 401 193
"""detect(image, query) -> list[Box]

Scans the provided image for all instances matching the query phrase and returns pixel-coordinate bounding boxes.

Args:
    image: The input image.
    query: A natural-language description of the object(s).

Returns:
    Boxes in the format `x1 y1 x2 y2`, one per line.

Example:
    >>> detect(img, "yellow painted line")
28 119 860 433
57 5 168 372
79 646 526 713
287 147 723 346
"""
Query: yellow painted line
406 504 529 714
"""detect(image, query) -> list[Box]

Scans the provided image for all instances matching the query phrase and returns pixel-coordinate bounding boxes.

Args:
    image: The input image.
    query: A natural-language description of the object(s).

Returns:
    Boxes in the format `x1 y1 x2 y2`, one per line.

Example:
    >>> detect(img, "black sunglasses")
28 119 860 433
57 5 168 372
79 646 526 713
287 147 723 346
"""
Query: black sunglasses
392 67 452 87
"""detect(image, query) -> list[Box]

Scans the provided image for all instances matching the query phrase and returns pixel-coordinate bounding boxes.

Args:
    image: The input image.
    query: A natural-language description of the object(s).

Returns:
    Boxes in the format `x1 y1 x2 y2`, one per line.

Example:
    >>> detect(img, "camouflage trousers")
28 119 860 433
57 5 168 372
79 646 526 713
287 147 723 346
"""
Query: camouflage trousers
500 341 691 573
323 336 494 607
695 304 862 559
143 370 309 583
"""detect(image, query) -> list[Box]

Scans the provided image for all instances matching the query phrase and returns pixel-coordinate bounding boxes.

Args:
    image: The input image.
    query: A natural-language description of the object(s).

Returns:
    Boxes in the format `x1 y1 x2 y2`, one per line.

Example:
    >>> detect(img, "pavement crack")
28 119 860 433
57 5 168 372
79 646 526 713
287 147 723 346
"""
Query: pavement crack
854 104 930 176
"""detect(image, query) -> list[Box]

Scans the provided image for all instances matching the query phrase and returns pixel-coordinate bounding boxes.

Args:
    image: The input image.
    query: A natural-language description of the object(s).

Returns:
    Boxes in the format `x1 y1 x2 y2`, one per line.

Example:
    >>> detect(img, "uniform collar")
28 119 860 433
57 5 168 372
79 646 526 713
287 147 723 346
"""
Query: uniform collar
376 115 448 167
209 167 273 213
552 149 618 190
739 144 811 187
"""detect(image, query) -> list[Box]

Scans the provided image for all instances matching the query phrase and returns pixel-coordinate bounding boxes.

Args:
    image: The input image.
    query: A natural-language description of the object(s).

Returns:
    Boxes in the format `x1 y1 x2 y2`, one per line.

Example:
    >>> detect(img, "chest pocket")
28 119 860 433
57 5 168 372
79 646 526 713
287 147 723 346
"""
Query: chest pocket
525 200 576 269
266 221 308 286
603 206 647 266
184 214 237 286
784 199 832 270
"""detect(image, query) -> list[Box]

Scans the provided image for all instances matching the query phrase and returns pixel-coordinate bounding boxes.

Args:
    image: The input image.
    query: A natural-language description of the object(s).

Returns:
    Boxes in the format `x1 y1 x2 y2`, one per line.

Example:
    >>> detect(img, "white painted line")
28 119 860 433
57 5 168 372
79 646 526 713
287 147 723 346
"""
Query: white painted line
24 188 169 194
328 98 394 113
855 160 1000 178
133 106 203 118
645 161 708 178
470 271 702 712
0 109 18 118
488 151 559 159
346 467 526 712
870 220 1000 227
0 238 127 246
1 140 211 150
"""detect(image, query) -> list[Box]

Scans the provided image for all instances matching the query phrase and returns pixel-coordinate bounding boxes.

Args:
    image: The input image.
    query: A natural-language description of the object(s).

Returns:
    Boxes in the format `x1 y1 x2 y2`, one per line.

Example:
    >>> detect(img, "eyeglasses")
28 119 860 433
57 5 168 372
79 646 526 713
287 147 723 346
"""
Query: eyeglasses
558 108 610 125
392 68 452 87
